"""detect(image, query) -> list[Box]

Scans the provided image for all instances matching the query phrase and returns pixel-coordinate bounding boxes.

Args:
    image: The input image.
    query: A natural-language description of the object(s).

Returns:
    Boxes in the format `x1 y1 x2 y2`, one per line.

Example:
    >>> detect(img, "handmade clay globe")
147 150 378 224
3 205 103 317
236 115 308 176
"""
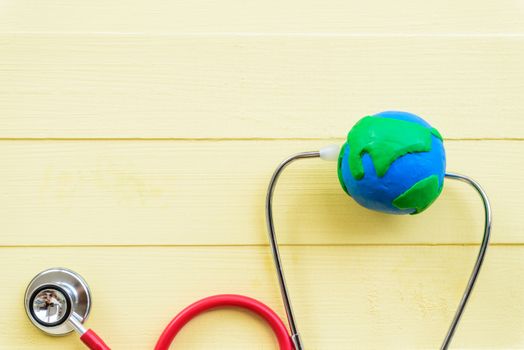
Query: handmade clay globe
337 111 446 214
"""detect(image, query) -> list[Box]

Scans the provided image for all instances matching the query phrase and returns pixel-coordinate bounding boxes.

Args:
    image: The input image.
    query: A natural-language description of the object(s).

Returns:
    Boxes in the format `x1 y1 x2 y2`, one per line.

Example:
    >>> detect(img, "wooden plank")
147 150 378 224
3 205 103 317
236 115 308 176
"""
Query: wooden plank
1 0 523 34
0 140 518 245
1 245 522 349
1 36 523 139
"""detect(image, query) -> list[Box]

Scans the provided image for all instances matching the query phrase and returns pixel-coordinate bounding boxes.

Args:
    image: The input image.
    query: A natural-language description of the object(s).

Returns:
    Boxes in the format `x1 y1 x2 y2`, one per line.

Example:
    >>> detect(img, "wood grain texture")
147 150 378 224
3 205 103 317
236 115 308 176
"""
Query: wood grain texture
1 0 523 34
1 245 522 350
0 140 517 246
1 1 522 348
1 36 523 139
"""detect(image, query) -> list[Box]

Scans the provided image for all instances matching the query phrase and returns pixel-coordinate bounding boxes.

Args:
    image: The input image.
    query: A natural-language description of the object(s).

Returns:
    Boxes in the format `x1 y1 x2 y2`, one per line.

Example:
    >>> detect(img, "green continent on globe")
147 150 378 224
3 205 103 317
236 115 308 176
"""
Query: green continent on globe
346 116 442 180
337 143 349 194
392 175 443 214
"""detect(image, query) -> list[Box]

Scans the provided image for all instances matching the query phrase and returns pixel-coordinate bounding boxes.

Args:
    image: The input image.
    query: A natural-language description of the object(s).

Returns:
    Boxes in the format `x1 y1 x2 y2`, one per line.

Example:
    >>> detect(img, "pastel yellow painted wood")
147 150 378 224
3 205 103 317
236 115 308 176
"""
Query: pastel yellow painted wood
1 0 523 348
2 246 522 349
1 0 523 33
1 36 524 139
0 140 518 245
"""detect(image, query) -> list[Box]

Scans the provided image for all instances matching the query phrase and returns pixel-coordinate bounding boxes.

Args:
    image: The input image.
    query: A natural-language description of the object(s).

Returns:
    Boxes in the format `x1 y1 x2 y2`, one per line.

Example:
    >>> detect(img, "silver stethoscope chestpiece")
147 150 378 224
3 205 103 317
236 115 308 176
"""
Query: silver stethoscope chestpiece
25 268 92 336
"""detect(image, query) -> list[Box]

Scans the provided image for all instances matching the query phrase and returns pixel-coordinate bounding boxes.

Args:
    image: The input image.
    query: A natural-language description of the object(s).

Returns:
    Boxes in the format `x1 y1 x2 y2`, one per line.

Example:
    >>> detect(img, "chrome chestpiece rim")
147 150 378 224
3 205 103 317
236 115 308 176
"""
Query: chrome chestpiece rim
25 268 91 336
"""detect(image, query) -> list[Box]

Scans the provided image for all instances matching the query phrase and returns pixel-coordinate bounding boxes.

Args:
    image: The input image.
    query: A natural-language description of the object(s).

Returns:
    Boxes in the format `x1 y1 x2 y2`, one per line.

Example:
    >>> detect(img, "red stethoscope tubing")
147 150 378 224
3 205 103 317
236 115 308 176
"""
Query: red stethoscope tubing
155 294 294 350
80 330 111 350
79 294 294 350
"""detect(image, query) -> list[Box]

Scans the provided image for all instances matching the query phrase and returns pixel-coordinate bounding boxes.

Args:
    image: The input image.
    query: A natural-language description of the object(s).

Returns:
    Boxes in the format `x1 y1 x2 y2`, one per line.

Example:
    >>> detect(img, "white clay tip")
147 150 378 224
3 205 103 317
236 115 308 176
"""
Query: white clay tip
319 144 340 161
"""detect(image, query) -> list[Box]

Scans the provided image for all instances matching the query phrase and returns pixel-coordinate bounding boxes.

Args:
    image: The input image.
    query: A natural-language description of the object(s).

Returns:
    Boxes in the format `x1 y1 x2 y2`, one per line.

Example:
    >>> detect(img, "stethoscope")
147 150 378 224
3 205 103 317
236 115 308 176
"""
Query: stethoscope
23 112 492 350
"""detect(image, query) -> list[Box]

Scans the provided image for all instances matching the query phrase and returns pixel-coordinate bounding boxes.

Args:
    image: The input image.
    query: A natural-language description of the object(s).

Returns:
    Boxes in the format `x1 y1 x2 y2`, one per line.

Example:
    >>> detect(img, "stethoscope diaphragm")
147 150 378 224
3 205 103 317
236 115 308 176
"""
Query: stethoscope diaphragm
24 268 92 336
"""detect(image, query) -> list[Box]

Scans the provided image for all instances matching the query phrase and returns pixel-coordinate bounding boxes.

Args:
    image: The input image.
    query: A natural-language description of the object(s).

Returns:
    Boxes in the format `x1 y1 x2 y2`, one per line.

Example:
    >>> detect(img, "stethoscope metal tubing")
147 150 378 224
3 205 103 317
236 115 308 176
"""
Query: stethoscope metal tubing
266 154 492 350
440 172 492 350
266 151 320 350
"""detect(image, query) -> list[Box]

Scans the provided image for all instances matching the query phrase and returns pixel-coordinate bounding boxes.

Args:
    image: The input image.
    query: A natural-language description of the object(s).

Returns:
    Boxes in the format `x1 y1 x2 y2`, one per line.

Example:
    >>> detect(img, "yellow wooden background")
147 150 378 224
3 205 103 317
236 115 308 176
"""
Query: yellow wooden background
1 1 523 349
